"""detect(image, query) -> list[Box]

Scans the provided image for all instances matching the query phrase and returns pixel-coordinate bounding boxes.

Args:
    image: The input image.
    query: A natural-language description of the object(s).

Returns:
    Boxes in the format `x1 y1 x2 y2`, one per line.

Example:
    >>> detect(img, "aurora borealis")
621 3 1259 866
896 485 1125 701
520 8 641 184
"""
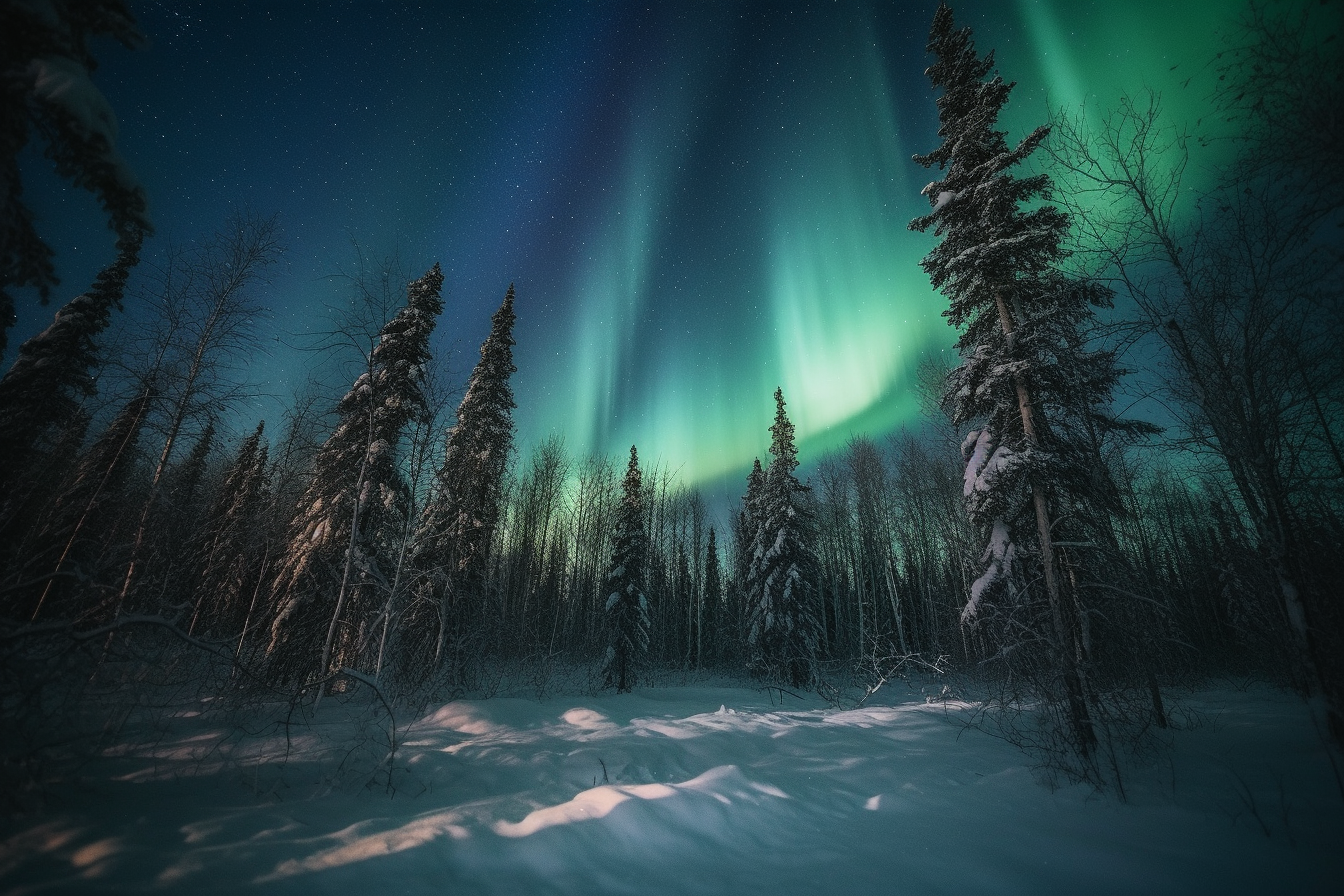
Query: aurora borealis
13 0 1233 492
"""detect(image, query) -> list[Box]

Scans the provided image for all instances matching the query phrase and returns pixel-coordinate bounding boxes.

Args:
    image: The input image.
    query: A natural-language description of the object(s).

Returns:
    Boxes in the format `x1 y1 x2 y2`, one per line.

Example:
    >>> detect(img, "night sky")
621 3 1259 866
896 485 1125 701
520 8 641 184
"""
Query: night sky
13 0 1231 494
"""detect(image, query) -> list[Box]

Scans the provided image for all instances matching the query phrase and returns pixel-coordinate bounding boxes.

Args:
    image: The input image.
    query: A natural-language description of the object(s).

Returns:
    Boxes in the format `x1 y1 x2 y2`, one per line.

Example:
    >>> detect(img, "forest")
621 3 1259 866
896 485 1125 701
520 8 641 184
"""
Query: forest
0 3 1341 886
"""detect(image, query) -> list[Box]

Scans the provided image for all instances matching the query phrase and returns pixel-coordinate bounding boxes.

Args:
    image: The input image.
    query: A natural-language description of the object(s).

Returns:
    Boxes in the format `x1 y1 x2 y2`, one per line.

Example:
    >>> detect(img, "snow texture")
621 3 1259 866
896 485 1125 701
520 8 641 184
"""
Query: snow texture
1 684 1339 894
28 57 119 145
964 518 1016 625
962 428 992 498
25 50 143 199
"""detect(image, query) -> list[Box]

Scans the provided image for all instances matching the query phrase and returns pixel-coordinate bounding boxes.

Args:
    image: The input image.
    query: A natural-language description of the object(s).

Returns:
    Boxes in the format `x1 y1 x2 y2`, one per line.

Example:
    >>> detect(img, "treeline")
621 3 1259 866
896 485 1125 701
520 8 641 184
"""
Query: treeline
0 0 1340 792
0 234 1318 697
0 214 1333 791
892 1 1342 782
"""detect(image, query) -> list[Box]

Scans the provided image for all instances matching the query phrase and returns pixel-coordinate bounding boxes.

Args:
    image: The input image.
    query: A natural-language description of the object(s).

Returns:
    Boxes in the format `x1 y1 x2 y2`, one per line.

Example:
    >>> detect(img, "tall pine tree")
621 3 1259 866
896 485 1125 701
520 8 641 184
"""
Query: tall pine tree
735 458 764 615
410 284 517 675
704 526 722 664
188 421 270 639
909 3 1152 757
0 232 141 532
23 382 155 622
267 264 443 685
1 0 151 353
603 445 649 693
746 389 822 688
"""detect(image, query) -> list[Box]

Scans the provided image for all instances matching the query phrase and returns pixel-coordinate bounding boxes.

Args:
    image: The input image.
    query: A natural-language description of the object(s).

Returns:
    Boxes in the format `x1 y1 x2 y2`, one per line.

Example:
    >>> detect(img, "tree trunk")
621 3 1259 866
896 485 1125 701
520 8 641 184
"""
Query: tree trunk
317 456 367 703
996 292 1096 754
885 555 908 655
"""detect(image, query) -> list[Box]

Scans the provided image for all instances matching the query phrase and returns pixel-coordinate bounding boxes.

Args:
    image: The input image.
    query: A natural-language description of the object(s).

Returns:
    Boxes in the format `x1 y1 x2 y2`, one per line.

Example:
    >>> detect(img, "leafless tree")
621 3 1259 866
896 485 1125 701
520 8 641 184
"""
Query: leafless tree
1049 72 1344 742
111 212 281 614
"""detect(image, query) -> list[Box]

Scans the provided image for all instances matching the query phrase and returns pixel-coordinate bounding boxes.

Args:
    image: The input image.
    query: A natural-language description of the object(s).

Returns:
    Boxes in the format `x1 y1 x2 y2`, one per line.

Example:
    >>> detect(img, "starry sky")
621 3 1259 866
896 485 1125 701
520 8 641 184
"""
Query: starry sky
13 0 1233 496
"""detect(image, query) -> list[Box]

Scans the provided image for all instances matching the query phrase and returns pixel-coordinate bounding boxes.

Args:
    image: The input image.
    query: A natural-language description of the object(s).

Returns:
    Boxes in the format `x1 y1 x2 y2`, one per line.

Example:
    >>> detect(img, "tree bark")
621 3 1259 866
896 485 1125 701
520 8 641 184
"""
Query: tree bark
996 291 1096 754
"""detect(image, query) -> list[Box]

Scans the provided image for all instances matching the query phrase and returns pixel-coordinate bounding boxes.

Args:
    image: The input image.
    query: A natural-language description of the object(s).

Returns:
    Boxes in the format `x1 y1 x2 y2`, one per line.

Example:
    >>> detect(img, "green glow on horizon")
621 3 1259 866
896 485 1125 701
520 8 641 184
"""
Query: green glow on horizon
564 136 660 463
767 23 942 467
515 0 1245 491
528 20 717 478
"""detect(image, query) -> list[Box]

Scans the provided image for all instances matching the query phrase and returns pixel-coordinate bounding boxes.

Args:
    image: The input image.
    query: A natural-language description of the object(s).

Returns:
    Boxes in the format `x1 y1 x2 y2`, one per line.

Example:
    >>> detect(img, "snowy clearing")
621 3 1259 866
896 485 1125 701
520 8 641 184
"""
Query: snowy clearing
2 682 1341 894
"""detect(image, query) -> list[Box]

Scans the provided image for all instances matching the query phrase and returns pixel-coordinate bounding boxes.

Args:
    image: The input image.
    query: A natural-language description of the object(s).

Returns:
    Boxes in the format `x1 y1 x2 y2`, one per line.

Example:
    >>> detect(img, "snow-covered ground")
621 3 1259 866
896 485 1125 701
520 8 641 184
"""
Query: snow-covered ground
3 681 1341 894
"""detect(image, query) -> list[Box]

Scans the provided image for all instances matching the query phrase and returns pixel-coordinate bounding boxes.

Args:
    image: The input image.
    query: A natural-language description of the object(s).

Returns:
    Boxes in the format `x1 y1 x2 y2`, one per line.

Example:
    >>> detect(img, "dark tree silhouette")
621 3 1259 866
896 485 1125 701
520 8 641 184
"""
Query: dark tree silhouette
267 264 443 685
411 285 517 677
910 2 1153 760
603 446 649 693
0 232 141 554
0 0 151 353
745 388 822 689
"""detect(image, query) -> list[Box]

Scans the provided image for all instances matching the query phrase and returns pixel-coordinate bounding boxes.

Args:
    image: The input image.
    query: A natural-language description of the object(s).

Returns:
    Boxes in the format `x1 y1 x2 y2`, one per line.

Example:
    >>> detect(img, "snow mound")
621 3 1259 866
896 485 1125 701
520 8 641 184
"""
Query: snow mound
2 684 1341 894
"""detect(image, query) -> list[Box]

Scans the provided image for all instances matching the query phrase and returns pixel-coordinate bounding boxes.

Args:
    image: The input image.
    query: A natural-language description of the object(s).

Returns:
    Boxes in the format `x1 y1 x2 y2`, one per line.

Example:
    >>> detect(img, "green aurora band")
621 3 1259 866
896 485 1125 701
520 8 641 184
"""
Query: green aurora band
5 0 1239 501
510 0 1230 491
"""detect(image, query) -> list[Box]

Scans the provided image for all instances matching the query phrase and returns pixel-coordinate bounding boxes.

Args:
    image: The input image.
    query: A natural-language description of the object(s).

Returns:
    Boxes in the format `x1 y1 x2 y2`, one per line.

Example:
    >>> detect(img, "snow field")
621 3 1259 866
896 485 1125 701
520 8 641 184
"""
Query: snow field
2 683 1341 894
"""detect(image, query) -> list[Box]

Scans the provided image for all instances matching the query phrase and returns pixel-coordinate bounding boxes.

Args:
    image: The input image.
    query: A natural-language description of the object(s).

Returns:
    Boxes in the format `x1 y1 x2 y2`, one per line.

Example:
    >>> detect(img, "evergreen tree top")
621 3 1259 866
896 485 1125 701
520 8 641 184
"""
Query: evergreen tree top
453 283 518 428
0 231 140 402
746 457 764 493
481 283 518 393
366 263 442 379
320 263 442 489
215 421 265 508
908 2 1068 330
415 282 518 576
743 456 765 521
396 263 445 326
608 444 647 593
438 283 518 480
913 2 1008 173
622 444 642 501
768 388 799 481
487 284 518 357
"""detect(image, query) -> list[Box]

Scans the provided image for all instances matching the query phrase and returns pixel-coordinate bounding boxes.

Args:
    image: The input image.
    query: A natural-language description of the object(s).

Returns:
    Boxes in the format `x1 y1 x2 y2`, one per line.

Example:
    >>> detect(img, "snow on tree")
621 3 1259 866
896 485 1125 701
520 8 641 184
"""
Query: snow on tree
909 3 1154 757
0 0 151 354
745 388 823 689
409 284 517 676
704 525 722 660
733 457 765 624
21 382 155 623
0 232 141 518
603 445 649 693
266 264 443 686
187 421 271 639
0 232 142 588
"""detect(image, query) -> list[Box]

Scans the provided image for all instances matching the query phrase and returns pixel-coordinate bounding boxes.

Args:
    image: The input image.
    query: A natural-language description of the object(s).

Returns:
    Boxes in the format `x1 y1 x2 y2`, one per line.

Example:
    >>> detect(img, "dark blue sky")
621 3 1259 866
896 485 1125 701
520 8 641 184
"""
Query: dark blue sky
12 0 1229 495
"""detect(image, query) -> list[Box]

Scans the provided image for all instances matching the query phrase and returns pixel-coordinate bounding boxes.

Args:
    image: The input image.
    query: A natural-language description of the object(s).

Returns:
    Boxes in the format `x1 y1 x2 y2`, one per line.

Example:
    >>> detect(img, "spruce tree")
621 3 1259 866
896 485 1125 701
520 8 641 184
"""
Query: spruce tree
736 458 764 597
603 445 649 693
170 421 215 516
0 0 151 353
23 383 155 622
909 3 1151 757
0 232 141 523
188 421 270 638
704 526 722 664
134 420 217 611
267 264 443 685
746 389 822 688
411 284 517 674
